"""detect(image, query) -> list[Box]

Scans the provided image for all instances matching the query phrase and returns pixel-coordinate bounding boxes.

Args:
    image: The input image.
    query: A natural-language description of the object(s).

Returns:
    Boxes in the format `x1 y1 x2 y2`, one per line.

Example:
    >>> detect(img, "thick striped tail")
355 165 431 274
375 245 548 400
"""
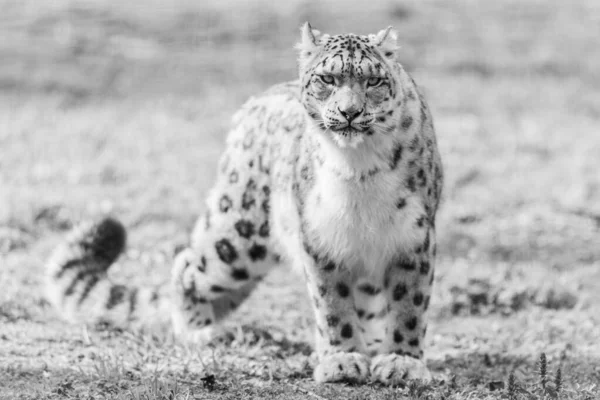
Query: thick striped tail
45 217 170 329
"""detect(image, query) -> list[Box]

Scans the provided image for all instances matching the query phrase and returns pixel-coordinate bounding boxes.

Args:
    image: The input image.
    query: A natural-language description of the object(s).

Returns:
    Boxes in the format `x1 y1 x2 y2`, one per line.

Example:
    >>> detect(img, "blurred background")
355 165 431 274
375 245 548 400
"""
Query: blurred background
2 0 599 268
1 0 600 396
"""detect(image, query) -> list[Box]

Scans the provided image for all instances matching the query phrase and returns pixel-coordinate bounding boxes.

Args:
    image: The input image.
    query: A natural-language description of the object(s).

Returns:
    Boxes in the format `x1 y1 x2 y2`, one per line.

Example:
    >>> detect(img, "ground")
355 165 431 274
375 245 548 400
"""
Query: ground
1 0 599 399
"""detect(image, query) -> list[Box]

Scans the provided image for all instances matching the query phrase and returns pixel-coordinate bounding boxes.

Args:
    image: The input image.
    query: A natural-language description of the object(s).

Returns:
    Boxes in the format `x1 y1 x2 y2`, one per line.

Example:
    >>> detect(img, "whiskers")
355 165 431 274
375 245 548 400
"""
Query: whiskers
309 112 328 130
370 118 398 135
359 110 399 136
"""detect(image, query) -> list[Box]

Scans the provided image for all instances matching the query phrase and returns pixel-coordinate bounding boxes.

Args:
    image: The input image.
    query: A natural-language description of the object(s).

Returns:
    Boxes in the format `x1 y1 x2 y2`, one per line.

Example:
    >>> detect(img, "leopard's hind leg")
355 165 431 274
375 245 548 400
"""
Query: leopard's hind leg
171 158 277 342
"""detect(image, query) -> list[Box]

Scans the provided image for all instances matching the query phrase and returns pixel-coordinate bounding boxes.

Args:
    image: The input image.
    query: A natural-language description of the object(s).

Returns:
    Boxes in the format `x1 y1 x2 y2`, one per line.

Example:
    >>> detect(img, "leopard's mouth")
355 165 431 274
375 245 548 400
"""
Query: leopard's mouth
330 125 368 136
333 128 361 136
329 127 367 148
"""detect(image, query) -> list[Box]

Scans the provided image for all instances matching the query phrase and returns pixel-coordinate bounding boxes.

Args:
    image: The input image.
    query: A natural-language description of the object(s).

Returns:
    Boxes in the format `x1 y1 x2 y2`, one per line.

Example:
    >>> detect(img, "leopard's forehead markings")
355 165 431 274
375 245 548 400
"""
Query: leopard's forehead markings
317 34 385 78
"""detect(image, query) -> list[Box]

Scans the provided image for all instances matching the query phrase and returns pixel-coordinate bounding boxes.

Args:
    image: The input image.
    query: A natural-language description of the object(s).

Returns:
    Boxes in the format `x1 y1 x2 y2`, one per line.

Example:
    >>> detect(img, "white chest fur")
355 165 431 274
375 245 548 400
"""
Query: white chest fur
303 164 426 279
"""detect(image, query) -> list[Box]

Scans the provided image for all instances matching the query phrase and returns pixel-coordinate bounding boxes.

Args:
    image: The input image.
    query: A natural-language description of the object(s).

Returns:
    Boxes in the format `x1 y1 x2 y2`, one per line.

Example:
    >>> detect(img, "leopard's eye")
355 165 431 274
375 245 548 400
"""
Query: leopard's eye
320 75 335 85
367 77 383 87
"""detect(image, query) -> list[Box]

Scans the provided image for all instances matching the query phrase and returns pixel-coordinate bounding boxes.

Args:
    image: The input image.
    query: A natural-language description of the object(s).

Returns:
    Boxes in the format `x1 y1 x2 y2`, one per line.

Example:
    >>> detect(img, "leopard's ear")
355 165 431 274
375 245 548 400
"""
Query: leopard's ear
297 22 322 50
371 26 399 59
296 22 324 69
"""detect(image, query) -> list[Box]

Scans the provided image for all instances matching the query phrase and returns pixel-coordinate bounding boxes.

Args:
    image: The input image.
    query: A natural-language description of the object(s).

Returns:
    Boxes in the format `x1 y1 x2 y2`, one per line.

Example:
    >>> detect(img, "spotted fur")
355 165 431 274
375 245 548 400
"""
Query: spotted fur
46 23 443 385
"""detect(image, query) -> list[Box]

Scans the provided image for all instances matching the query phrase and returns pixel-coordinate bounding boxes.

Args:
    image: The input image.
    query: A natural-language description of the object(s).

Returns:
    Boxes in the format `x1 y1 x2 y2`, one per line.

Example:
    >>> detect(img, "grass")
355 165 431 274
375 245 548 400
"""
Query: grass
1 0 600 398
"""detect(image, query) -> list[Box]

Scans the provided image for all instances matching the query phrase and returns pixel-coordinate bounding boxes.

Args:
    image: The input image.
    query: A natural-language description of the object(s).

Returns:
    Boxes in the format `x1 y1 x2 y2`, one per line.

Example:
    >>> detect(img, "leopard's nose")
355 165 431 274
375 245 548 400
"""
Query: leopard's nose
338 107 363 123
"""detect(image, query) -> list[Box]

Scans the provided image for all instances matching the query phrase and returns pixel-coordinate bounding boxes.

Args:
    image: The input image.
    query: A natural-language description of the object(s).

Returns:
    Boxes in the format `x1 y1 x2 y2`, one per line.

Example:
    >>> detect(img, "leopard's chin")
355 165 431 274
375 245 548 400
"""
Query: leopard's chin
331 128 367 149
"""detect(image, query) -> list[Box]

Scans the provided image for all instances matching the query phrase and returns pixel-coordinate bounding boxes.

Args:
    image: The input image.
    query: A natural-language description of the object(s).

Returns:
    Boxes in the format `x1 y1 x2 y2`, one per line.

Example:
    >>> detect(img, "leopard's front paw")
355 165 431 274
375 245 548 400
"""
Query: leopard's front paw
370 354 432 385
314 352 370 383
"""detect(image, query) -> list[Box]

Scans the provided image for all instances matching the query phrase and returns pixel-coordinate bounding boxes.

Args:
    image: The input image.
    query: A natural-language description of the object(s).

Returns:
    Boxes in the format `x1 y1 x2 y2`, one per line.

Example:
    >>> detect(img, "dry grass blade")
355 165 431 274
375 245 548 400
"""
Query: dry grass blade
285 382 330 400
539 353 548 391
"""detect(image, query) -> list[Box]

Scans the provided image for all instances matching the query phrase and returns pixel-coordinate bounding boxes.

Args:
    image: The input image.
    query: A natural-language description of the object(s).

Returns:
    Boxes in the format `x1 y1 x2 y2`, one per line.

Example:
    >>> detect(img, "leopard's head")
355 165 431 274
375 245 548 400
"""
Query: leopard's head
297 23 404 148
